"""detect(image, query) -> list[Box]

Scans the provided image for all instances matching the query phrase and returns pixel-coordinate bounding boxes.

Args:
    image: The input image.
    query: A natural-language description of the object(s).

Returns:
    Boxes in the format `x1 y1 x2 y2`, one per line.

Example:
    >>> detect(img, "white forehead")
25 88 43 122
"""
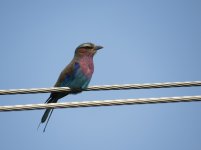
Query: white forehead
80 43 93 47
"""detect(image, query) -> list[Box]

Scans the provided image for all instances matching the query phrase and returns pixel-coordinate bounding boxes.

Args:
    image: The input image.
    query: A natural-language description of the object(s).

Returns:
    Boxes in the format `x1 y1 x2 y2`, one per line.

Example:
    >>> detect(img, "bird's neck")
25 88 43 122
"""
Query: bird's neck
75 54 94 61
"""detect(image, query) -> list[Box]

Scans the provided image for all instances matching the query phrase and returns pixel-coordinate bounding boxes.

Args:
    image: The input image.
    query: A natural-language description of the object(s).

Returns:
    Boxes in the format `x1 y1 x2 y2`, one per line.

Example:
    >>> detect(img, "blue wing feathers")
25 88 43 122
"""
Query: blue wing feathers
60 62 90 89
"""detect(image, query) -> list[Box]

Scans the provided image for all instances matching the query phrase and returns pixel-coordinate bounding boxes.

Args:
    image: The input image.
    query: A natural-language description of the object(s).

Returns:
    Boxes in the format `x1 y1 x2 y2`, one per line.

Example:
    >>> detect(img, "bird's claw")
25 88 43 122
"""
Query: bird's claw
71 88 83 94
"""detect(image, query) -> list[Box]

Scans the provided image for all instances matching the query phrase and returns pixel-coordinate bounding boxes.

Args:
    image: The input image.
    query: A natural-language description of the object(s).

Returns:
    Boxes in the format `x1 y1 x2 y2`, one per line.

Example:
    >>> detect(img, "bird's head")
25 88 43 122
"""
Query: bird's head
75 43 103 57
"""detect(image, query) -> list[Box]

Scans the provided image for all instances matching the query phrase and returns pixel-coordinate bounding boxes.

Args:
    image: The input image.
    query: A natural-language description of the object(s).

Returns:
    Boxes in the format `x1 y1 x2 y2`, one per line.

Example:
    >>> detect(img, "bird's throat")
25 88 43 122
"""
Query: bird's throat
79 56 94 78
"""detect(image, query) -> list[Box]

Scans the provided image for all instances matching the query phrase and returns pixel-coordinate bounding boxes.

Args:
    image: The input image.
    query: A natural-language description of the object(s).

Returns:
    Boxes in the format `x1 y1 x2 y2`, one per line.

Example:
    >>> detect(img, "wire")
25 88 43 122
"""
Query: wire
0 95 201 112
0 81 201 95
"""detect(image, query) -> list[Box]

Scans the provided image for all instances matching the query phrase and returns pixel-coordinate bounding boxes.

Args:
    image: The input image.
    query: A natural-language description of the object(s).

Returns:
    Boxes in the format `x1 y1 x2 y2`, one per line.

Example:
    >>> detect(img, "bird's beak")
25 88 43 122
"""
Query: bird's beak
95 45 103 50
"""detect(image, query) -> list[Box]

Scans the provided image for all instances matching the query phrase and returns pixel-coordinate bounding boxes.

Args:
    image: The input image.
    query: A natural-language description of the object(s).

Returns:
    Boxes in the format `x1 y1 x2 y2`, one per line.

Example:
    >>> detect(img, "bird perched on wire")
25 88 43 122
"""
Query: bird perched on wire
39 42 103 132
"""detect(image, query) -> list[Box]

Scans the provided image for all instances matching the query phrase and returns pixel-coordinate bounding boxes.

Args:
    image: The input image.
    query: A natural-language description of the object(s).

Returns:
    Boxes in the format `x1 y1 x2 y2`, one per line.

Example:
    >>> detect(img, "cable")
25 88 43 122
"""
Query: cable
0 95 201 112
0 81 201 95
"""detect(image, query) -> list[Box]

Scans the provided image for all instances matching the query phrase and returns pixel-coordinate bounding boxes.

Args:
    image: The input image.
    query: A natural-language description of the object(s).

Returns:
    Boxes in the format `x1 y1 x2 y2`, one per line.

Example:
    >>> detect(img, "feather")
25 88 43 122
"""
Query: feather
39 43 103 132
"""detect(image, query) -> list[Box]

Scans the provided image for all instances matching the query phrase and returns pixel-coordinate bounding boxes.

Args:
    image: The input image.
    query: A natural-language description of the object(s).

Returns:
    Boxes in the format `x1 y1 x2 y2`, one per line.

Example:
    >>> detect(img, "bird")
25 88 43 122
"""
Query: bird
39 42 103 132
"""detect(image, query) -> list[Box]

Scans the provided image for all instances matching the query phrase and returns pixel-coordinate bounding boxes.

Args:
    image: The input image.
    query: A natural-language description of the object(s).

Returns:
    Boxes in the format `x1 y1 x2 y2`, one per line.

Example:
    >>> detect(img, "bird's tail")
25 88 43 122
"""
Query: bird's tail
38 95 58 132
38 92 69 132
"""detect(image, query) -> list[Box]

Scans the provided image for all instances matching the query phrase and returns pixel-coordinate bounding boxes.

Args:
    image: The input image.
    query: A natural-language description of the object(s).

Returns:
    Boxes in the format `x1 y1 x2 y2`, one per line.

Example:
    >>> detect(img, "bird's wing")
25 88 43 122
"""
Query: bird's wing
54 60 79 87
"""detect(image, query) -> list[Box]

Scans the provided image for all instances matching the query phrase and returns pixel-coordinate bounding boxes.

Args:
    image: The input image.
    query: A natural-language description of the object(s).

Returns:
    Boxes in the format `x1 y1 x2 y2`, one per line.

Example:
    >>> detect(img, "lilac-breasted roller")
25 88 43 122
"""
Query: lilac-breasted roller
39 43 103 132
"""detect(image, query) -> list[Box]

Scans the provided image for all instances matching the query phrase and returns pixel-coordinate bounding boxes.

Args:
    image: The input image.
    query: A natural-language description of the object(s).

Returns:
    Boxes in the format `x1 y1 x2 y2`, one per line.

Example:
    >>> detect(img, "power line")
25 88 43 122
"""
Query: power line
0 81 201 95
0 95 201 112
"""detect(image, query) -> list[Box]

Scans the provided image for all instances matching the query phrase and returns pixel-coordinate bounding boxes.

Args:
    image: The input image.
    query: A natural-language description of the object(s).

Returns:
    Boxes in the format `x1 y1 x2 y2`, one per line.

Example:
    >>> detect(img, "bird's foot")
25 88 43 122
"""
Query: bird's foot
71 88 83 94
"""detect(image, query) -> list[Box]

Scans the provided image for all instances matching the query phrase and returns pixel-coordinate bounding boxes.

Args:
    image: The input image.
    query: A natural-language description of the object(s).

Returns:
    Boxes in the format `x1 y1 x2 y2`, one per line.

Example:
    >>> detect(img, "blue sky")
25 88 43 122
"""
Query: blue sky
0 0 201 149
